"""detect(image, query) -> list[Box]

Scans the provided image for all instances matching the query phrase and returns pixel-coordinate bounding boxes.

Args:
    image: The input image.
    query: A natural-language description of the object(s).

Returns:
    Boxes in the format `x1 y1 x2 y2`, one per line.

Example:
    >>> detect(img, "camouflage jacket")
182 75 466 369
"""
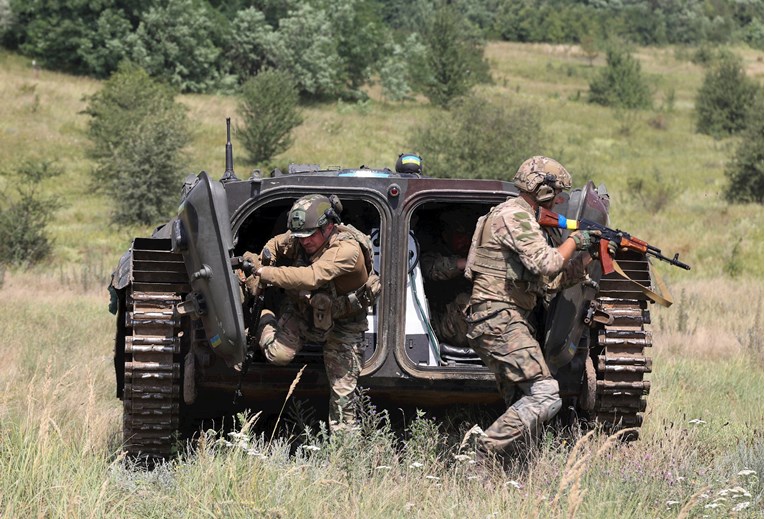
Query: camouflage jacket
420 244 464 281
469 196 588 310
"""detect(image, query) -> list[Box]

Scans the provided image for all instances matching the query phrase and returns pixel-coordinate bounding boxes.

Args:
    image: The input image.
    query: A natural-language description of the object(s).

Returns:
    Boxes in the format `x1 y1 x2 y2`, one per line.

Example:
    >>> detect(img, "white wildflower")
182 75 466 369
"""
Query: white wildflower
732 502 751 513
737 469 756 477
688 418 707 425
704 503 721 509
303 445 321 452
453 454 472 462
375 465 391 471
505 480 522 489
425 475 440 480
409 462 424 469
666 500 681 507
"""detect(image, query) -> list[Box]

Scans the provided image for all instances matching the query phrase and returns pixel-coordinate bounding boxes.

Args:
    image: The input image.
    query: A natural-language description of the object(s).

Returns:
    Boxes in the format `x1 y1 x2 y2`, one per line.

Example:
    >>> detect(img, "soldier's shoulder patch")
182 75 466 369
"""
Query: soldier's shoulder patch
513 211 531 220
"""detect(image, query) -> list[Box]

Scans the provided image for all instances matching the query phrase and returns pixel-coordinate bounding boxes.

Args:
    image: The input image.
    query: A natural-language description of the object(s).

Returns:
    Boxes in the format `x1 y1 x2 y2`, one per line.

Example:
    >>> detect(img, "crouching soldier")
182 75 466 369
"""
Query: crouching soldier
242 194 380 432
465 156 601 468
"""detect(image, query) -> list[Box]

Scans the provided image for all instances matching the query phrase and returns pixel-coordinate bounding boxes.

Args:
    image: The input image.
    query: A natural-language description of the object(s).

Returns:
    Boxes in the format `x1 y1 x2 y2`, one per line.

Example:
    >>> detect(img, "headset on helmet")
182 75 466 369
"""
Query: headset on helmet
512 156 572 203
288 194 343 238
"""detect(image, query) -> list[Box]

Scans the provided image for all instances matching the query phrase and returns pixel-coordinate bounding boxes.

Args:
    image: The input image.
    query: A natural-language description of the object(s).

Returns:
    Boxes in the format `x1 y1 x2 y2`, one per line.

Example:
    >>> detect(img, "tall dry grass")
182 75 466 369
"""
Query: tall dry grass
0 270 761 518
0 39 761 517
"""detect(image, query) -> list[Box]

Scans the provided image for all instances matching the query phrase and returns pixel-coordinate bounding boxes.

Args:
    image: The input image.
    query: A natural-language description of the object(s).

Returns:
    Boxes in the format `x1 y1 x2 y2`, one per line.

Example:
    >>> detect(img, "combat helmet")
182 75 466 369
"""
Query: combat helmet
513 156 572 203
287 194 342 237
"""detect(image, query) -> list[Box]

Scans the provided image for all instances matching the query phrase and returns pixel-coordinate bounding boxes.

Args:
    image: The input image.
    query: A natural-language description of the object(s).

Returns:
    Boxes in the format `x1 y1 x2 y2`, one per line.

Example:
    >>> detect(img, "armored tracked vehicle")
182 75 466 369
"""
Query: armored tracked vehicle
109 128 667 459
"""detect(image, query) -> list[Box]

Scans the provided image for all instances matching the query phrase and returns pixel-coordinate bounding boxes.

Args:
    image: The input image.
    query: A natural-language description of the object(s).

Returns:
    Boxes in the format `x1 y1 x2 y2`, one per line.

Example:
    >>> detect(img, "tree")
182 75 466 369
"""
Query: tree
127 0 225 93
238 69 303 167
695 51 760 139
0 159 62 267
723 93 763 204
84 63 190 225
420 3 490 108
408 94 544 179
224 7 275 84
588 45 652 109
266 3 345 99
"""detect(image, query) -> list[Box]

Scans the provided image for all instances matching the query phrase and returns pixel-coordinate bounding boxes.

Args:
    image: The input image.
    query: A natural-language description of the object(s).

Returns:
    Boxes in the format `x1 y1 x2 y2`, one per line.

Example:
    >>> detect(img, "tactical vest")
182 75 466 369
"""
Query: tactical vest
321 224 381 319
464 202 535 284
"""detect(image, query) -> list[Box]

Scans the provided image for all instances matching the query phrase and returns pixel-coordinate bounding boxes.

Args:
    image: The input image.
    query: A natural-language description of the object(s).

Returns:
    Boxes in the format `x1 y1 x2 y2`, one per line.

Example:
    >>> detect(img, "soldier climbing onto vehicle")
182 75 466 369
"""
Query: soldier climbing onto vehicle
464 156 616 470
241 194 381 432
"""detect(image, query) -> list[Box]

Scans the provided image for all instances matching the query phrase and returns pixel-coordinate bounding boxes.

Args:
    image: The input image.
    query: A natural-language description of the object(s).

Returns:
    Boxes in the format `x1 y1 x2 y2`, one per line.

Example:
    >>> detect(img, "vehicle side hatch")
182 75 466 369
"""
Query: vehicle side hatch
172 171 246 368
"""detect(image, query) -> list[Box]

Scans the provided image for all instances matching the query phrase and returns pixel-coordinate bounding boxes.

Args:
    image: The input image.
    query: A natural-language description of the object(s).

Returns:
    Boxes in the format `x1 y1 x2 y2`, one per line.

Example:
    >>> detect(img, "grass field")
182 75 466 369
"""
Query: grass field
0 41 762 517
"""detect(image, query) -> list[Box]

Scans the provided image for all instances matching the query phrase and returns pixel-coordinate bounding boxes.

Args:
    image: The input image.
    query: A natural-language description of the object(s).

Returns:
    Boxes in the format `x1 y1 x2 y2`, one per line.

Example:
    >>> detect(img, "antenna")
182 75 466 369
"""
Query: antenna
221 117 239 181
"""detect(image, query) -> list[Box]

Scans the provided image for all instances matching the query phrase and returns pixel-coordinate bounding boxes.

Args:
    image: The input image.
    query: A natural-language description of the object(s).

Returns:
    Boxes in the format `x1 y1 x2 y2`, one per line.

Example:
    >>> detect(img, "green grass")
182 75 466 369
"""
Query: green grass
0 42 762 518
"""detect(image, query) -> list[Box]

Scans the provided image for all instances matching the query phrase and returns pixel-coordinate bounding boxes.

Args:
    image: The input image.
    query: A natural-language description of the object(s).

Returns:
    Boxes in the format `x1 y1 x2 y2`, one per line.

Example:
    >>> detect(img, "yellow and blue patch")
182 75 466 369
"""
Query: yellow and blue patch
210 335 222 348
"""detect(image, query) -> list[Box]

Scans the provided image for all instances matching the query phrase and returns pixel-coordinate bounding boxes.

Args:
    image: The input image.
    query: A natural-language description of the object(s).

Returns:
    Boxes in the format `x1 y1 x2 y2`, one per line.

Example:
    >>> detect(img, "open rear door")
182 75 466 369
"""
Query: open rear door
172 171 245 368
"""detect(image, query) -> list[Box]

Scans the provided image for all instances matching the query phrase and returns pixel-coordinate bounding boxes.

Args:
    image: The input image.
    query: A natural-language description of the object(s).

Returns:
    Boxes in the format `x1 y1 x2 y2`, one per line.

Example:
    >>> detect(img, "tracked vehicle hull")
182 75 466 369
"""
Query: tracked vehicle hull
111 163 665 459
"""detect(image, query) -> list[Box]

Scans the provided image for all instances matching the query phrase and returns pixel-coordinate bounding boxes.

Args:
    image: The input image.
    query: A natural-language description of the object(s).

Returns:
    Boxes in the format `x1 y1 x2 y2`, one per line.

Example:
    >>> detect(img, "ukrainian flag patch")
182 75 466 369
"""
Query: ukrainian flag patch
210 335 222 348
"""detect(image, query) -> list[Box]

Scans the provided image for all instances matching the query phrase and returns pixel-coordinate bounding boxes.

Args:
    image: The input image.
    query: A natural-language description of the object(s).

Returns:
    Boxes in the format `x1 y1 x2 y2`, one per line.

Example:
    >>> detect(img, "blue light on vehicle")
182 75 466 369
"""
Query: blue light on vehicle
338 171 392 178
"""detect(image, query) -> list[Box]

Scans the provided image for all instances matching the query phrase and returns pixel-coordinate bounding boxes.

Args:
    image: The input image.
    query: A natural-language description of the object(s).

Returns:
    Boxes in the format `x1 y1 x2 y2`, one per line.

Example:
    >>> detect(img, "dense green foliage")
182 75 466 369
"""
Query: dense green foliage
84 63 190 225
127 0 228 94
2 0 760 96
0 160 62 266
695 51 761 139
724 93 764 204
419 3 490 108
409 94 543 179
238 69 303 167
588 46 652 110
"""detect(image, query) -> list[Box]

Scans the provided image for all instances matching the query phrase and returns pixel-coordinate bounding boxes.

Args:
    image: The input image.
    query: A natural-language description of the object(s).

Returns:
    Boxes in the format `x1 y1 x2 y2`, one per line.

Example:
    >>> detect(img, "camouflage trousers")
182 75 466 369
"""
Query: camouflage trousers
466 303 562 460
432 291 470 348
258 301 366 432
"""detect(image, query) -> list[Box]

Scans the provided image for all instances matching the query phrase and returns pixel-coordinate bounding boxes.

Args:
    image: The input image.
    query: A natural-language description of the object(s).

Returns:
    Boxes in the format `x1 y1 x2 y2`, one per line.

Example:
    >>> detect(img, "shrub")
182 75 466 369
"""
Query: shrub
0 159 62 267
695 51 760 139
238 69 303 167
84 63 189 226
723 93 764 204
588 45 652 110
408 94 544 179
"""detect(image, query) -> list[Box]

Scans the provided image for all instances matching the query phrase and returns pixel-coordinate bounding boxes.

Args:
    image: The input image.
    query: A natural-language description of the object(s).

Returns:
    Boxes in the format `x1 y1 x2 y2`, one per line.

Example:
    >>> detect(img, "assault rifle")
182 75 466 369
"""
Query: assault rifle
536 206 691 275
232 248 272 404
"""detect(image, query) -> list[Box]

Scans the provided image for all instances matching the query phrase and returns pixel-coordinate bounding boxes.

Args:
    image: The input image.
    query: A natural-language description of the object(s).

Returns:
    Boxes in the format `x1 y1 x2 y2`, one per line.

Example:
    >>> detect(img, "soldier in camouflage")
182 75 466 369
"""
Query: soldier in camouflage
464 156 602 467
420 209 473 348
244 194 378 432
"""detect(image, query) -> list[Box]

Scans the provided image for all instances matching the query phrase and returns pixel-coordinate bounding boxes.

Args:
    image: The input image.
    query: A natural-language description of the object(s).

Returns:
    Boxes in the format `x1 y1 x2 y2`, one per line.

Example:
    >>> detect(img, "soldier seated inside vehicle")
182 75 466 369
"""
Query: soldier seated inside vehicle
410 202 488 366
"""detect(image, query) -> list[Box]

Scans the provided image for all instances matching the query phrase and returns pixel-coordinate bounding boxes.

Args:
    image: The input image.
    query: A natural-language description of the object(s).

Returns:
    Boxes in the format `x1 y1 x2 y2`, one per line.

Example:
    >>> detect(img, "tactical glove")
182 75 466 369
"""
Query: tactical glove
242 251 263 274
570 230 600 251
590 237 619 258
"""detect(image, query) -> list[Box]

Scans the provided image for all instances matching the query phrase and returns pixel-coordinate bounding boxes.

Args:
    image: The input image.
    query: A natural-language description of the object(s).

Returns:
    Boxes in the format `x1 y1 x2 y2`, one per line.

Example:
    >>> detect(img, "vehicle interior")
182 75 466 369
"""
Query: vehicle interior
233 196 495 370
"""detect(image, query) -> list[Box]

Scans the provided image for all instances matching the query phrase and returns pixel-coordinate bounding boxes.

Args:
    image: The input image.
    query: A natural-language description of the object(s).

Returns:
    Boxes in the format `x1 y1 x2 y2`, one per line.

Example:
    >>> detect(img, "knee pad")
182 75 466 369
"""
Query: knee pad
262 338 297 366
511 378 562 435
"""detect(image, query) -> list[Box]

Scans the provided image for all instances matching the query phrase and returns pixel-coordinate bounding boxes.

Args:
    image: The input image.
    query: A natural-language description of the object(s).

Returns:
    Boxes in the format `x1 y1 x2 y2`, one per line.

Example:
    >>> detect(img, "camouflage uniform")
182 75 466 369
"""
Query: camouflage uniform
420 210 476 348
420 246 470 348
255 225 370 431
465 195 588 459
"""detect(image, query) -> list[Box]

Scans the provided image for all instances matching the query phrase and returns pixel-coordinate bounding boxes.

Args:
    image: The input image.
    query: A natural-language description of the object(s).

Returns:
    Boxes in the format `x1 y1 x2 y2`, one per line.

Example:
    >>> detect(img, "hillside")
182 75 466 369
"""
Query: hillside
0 42 762 281
0 42 762 518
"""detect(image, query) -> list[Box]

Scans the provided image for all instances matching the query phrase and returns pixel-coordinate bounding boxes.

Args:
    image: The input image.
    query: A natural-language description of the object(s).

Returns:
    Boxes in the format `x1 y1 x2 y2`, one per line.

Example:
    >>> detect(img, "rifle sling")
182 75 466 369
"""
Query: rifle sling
611 259 673 308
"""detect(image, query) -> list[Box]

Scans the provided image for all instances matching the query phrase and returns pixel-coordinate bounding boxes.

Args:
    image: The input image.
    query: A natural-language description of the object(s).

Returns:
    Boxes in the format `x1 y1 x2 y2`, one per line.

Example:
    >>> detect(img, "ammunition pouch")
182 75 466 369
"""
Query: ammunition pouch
310 292 333 331
331 272 381 319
